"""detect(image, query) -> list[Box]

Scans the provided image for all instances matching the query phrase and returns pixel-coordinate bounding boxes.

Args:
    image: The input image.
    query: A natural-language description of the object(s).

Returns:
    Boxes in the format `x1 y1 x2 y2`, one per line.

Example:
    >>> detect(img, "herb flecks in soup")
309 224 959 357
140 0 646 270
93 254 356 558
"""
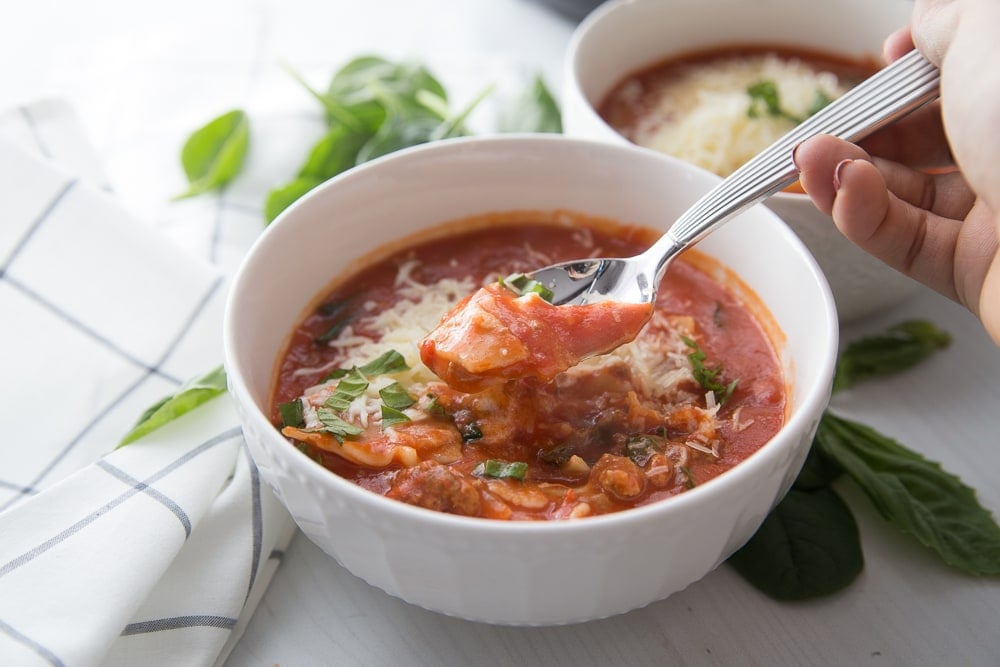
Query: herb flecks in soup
599 46 878 179
419 281 653 393
271 216 785 520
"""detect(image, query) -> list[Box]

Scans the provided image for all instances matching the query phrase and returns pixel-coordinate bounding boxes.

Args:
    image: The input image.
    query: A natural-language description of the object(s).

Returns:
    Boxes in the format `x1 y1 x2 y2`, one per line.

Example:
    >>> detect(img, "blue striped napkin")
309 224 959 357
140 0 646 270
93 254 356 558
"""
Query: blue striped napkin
0 100 295 666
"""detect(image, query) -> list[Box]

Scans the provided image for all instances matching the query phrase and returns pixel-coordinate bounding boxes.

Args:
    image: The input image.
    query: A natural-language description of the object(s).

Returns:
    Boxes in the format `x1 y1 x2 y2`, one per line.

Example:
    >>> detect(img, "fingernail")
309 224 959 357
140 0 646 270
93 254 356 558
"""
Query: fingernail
791 142 802 170
833 159 853 191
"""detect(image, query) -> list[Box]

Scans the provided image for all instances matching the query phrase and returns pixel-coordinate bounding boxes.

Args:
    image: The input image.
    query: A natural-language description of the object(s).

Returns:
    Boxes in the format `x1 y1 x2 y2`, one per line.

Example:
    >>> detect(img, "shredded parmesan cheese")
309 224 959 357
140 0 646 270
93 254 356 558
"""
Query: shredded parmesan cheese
630 54 847 177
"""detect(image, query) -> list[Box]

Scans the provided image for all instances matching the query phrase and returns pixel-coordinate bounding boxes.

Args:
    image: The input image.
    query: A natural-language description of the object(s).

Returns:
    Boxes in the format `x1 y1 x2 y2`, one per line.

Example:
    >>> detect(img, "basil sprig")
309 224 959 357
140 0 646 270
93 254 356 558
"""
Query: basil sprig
817 413 1000 575
728 320 1000 600
265 56 492 222
497 73 563 134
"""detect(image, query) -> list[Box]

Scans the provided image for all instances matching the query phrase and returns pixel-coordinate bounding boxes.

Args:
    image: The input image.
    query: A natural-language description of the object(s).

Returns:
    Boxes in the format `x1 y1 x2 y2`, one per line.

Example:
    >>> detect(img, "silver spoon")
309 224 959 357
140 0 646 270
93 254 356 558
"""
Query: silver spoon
530 49 940 306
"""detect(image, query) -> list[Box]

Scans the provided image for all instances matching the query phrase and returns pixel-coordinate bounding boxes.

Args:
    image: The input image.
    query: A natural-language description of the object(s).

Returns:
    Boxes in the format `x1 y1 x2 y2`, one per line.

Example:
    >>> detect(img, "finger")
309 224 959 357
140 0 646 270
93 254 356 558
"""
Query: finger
857 100 953 169
793 135 871 214
877 161 975 222
883 26 915 62
830 157 964 301
912 0 960 66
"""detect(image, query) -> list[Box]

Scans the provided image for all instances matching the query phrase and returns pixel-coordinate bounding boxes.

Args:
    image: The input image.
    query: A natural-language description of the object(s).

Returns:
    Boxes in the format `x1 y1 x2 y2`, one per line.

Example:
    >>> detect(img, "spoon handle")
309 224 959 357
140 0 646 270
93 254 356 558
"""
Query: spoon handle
648 49 940 280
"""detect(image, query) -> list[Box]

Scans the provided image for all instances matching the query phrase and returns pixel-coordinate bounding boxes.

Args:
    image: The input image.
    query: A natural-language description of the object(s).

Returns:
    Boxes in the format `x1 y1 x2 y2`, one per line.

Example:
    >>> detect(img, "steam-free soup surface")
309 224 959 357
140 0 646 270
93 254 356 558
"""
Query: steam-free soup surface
271 216 785 520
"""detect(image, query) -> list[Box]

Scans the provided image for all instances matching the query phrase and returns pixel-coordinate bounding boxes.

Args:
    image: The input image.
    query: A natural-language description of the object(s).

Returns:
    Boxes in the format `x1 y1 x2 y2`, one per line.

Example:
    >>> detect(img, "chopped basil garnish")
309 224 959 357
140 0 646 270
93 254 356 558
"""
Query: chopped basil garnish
380 405 411 428
278 399 305 428
423 393 447 419
537 443 575 466
473 459 528 481
461 422 483 442
746 79 832 123
315 407 364 443
500 272 555 303
358 349 410 376
625 433 665 467
682 336 738 404
379 382 415 410
324 368 369 411
806 89 834 117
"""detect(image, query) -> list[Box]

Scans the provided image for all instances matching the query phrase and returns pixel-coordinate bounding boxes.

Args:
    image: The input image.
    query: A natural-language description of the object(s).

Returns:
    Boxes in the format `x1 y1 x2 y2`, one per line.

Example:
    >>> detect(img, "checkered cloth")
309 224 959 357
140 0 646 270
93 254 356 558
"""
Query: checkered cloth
0 100 295 666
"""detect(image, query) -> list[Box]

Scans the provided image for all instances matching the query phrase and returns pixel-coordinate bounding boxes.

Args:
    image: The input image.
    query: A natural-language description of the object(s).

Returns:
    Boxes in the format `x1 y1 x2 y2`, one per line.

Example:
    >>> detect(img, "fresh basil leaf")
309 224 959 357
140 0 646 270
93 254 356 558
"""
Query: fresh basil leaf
278 400 305 428
328 56 446 106
381 405 411 428
473 459 528 481
793 440 844 491
498 73 562 134
429 84 495 141
118 366 228 448
264 177 321 223
357 349 410 376
299 123 374 180
175 110 249 199
325 368 369 412
355 108 441 163
379 382 415 410
817 412 1000 575
728 487 864 600
833 320 951 393
315 407 364 443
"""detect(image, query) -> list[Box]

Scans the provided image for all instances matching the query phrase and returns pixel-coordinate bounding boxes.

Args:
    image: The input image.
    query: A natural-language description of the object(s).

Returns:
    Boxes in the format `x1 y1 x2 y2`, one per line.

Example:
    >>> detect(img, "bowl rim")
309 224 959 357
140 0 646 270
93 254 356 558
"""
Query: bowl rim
223 133 838 536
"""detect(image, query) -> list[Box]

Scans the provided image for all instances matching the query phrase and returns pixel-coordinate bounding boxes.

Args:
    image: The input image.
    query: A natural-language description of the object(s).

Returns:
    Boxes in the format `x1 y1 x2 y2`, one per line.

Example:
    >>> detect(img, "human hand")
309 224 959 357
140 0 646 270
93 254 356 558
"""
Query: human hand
793 0 1000 345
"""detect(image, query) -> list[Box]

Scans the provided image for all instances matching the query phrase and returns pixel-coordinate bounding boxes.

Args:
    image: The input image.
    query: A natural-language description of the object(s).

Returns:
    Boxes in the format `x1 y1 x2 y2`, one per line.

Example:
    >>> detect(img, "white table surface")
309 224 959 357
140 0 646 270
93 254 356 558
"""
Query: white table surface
4 1 999 664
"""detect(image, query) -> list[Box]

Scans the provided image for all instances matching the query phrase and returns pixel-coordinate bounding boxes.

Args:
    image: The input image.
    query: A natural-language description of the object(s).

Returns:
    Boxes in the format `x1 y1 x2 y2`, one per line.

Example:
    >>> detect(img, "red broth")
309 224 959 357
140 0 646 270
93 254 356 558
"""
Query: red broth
271 214 785 520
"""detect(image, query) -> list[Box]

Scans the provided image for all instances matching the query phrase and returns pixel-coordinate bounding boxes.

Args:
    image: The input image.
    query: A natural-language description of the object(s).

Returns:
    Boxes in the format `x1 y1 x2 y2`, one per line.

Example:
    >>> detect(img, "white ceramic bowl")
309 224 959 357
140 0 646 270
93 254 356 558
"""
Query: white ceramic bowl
224 135 838 625
562 0 920 322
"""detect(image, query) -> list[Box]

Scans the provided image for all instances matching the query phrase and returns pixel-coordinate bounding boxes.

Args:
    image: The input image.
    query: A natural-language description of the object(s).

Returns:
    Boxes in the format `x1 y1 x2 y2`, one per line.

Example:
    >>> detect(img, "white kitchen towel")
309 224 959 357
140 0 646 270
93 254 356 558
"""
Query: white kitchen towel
0 100 296 666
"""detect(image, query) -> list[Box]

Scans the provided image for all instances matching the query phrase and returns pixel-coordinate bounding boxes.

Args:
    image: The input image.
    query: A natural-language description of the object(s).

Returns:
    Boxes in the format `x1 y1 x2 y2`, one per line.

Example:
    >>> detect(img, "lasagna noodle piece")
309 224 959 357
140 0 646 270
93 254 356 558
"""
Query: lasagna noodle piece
418 282 654 393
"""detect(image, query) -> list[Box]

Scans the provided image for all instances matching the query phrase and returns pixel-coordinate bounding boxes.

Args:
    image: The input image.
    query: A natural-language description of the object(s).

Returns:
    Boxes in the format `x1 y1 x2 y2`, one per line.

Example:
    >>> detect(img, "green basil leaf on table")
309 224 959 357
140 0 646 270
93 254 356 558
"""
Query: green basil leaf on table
174 109 249 199
816 412 1000 575
792 440 844 491
728 487 864 600
833 320 952 393
498 73 562 134
117 365 228 448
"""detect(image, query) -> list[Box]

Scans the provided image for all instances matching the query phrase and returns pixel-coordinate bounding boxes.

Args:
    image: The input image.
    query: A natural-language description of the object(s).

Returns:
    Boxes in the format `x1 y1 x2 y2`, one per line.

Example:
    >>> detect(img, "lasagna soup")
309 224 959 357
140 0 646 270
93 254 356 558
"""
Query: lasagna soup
271 213 785 520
